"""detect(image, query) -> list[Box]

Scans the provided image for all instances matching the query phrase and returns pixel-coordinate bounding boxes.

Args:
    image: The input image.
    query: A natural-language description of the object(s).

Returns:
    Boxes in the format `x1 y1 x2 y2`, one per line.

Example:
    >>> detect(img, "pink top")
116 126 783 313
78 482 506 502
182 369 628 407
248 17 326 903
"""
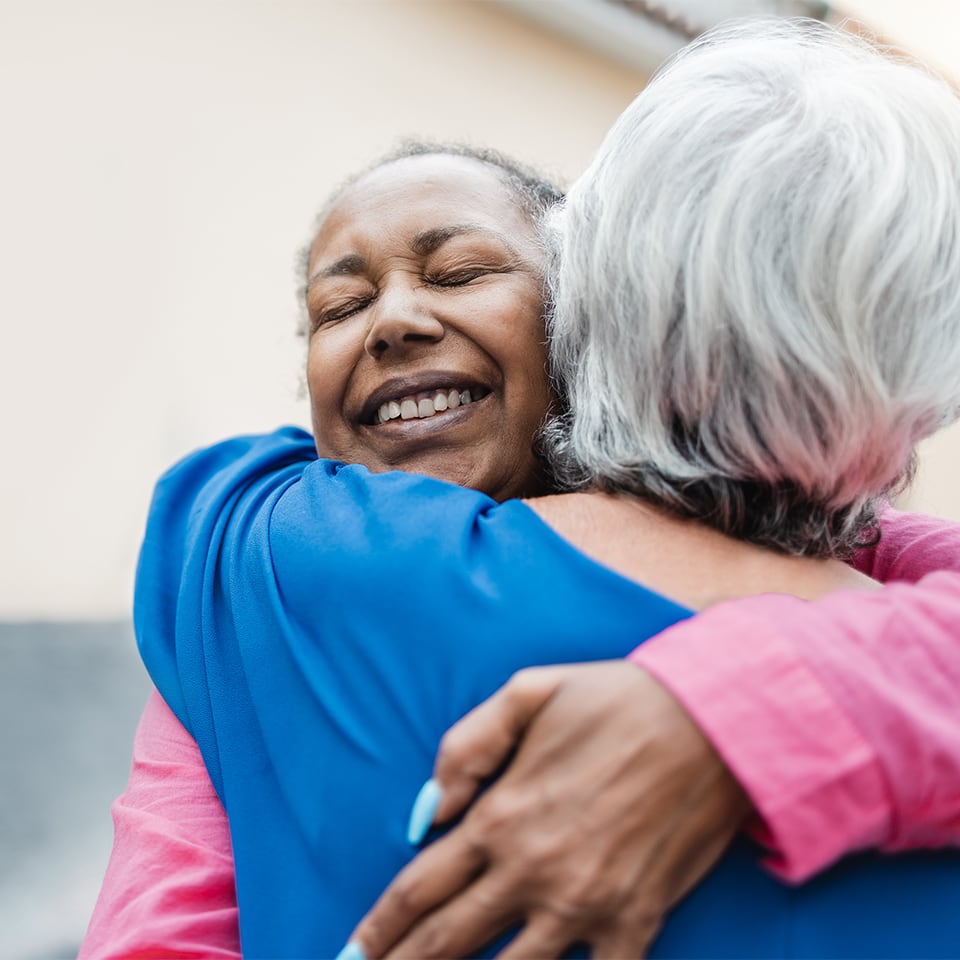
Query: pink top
79 689 241 959
80 508 960 958
633 509 960 881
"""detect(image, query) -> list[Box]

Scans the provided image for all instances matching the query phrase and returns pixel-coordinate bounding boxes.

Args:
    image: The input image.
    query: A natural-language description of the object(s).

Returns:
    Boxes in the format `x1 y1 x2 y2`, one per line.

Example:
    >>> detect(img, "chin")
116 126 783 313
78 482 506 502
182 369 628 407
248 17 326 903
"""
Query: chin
388 453 491 496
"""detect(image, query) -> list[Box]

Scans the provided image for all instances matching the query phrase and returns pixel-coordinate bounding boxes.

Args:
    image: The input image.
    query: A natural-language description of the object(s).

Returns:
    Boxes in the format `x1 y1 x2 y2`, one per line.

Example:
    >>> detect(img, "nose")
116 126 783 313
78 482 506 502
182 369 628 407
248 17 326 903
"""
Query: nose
363 282 444 360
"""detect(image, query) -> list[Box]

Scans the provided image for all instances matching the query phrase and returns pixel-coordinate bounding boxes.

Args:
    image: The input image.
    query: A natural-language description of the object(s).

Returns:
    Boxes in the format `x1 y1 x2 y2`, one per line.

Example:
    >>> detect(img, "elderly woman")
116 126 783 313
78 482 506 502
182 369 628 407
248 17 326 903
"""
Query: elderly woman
84 19 960 960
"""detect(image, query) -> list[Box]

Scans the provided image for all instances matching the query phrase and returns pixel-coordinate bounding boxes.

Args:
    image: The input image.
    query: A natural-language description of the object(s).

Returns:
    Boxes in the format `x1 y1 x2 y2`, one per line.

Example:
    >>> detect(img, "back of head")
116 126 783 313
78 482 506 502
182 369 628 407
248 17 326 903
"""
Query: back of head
547 18 960 556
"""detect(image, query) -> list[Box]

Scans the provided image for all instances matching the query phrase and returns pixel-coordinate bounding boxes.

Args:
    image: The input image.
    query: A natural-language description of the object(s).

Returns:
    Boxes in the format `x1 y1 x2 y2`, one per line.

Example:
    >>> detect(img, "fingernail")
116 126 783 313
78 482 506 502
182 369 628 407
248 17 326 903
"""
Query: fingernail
335 942 367 960
406 777 442 845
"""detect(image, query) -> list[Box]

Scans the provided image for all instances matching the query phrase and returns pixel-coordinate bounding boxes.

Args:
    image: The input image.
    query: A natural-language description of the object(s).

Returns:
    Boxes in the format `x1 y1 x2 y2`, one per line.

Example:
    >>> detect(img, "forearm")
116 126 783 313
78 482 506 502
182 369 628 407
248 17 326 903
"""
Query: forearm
79 691 240 959
628 507 960 880
854 505 960 581
633 568 960 881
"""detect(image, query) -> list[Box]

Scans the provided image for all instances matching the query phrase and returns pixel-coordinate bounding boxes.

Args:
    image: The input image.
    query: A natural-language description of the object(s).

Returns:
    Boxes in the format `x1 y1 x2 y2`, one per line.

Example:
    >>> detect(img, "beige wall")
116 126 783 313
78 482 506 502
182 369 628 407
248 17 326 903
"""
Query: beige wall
3 1 958 619
840 0 959 78
838 0 960 518
1 0 646 619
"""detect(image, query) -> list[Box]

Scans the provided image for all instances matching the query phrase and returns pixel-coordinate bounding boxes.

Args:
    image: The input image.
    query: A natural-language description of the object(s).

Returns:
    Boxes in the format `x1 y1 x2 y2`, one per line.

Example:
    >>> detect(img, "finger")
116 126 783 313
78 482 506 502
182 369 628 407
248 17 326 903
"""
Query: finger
495 915 572 960
593 918 660 960
432 665 569 822
351 830 486 959
384 874 520 960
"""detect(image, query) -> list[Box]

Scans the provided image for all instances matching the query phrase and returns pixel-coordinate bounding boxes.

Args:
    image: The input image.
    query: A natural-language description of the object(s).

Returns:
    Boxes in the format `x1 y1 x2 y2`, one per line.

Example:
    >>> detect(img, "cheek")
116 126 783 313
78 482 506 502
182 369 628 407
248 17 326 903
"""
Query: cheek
306 340 351 436
508 313 552 408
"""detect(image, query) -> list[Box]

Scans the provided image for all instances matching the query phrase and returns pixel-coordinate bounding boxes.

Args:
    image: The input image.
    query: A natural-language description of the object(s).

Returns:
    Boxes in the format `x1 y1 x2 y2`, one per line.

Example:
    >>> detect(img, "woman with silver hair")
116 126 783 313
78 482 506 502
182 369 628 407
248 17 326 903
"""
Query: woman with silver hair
547 18 960 556
93 18 960 960
352 19 960 957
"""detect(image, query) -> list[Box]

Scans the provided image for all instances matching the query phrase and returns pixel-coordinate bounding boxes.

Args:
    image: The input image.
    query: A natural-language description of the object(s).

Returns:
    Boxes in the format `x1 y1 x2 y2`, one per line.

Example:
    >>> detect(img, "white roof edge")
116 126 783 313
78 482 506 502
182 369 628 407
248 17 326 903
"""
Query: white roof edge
491 0 686 75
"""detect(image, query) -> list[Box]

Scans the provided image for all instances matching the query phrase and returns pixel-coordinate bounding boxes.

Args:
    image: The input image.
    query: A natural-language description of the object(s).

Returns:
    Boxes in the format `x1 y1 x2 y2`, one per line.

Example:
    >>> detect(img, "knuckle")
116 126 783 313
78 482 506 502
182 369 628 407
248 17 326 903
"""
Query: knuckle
467 788 527 841
438 724 472 769
356 914 389 956
521 829 568 875
406 918 452 959
385 874 423 917
544 860 618 923
470 803 565 874
507 667 540 699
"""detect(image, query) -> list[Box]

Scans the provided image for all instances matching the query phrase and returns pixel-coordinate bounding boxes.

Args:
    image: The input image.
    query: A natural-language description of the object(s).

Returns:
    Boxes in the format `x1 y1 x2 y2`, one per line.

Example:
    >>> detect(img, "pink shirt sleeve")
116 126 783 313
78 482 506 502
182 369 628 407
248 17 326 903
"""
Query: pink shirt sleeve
78 689 241 959
85 509 960 949
631 508 960 882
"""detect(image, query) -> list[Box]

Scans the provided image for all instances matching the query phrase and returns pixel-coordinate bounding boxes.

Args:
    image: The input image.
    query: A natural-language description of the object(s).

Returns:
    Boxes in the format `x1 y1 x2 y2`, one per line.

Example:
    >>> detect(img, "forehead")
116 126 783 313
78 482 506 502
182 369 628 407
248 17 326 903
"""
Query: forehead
309 155 536 265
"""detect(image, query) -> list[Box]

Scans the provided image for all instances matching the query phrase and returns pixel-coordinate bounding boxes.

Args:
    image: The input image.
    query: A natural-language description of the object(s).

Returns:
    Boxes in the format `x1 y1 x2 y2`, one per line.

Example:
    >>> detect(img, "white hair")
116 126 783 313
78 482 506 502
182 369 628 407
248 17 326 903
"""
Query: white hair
545 18 960 556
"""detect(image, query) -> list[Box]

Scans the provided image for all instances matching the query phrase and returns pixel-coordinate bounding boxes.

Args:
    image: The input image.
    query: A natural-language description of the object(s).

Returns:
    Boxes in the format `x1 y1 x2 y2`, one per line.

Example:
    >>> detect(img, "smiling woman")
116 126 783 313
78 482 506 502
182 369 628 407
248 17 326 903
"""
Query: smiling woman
303 151 556 499
83 36 960 956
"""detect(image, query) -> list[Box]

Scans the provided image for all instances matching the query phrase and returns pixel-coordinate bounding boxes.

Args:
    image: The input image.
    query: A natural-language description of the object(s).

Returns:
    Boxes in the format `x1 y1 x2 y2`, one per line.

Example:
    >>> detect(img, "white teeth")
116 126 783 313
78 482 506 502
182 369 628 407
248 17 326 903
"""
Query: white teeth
375 400 403 424
374 387 481 423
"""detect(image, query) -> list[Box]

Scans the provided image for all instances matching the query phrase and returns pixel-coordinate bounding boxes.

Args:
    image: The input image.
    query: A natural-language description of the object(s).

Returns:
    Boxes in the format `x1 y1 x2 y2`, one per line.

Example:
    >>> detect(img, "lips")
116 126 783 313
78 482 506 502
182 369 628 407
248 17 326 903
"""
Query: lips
360 374 492 426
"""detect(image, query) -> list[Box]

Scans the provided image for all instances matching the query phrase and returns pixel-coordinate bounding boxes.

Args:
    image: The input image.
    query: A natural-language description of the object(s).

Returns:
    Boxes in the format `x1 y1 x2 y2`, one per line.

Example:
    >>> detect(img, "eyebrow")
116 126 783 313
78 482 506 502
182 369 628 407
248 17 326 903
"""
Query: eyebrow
410 223 520 257
308 253 367 287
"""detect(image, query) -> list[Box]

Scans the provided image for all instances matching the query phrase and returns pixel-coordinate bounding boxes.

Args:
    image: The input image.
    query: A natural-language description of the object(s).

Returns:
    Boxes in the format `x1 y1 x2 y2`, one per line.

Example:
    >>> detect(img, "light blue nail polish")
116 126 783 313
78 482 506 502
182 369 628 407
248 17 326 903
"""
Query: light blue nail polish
407 777 442 845
334 941 367 960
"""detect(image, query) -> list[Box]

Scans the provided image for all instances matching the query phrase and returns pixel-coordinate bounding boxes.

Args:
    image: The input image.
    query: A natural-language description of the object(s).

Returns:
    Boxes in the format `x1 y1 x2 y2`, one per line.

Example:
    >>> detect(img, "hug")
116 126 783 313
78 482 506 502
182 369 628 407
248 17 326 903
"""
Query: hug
84 18 960 959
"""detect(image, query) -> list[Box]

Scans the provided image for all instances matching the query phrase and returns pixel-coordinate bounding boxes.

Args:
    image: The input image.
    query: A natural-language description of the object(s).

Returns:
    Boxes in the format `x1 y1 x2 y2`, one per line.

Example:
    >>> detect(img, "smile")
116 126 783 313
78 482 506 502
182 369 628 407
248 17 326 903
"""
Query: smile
372 386 491 425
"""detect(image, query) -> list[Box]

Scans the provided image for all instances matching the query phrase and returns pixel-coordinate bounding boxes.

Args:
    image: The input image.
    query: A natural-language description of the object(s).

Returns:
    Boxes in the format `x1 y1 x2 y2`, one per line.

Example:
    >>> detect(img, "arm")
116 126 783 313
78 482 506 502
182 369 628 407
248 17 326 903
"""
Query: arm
351 662 747 960
853 504 960 582
138 434 960 956
83 430 315 956
635 506 960 881
352 510 960 959
79 690 240 960
636 569 960 881
140 431 658 957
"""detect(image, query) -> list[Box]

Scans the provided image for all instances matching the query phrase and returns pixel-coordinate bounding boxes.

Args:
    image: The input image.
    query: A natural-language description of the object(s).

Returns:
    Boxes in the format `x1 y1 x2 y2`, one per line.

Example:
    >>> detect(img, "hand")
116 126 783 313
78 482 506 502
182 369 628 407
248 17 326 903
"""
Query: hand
348 661 751 959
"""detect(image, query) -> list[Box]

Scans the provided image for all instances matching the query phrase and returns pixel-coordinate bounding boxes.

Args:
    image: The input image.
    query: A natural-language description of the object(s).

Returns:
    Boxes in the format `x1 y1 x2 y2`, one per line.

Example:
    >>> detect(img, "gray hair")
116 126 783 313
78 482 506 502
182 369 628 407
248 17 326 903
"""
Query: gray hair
544 18 960 557
358 140 565 227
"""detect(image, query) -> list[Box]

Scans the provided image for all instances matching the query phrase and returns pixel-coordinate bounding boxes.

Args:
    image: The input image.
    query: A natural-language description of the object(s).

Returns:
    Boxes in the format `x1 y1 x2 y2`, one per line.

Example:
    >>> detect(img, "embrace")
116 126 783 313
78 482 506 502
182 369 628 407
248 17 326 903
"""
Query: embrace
84 19 960 959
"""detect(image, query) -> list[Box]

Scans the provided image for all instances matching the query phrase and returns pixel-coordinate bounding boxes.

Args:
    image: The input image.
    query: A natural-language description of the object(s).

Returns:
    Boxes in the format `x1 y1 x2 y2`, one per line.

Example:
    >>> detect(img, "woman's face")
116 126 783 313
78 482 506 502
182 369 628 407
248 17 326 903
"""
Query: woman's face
305 154 554 500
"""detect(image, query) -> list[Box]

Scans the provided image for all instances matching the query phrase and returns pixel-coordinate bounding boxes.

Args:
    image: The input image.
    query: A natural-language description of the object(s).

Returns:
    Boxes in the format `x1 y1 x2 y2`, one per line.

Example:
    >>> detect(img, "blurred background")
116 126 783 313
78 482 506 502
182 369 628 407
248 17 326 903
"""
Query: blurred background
1 1 957 955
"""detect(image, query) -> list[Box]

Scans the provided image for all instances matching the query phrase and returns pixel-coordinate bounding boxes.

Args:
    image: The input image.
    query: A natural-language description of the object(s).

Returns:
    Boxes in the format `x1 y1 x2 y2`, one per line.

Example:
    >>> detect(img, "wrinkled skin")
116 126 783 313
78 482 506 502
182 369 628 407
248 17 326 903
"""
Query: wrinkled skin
304 155 750 959
351 662 750 959
305 154 554 501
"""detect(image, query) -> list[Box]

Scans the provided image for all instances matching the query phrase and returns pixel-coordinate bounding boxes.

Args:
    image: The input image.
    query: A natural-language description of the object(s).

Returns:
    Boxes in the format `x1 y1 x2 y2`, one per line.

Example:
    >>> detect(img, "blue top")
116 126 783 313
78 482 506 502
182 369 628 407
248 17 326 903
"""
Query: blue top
136 428 960 959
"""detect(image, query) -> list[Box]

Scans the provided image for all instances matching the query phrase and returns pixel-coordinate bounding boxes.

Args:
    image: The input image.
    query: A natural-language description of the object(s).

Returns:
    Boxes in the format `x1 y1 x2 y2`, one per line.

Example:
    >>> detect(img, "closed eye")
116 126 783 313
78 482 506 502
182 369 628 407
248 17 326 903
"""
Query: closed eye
310 297 373 332
426 269 490 288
